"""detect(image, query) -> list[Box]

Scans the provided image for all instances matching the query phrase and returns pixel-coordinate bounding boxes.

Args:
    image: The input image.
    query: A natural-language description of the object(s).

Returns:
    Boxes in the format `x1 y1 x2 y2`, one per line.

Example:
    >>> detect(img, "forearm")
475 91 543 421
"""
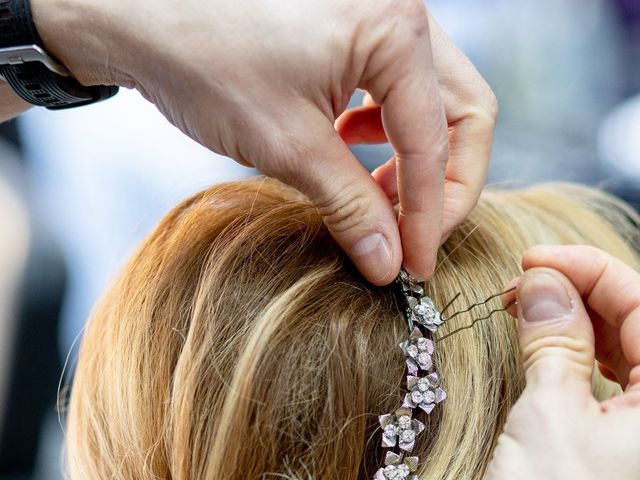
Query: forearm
0 80 30 123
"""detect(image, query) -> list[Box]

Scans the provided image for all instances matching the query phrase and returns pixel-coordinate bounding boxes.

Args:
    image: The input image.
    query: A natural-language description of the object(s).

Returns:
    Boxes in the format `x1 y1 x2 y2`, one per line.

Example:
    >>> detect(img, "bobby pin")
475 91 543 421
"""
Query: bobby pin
440 287 516 323
436 300 517 343
438 292 462 321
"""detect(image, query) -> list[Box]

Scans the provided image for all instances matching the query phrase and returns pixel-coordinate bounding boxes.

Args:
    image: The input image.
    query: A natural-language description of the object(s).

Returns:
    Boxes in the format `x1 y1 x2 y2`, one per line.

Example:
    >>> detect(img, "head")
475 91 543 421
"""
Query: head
66 178 640 479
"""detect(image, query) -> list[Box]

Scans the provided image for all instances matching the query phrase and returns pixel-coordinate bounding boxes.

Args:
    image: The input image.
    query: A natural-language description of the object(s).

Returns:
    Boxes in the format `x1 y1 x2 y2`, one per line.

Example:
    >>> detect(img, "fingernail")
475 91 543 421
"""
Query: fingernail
518 273 572 323
405 255 435 282
350 233 392 283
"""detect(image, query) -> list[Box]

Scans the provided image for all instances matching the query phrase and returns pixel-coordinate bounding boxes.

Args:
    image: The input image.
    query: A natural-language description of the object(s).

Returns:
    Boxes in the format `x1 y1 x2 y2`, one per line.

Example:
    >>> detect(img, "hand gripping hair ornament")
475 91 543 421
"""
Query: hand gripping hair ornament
374 270 446 480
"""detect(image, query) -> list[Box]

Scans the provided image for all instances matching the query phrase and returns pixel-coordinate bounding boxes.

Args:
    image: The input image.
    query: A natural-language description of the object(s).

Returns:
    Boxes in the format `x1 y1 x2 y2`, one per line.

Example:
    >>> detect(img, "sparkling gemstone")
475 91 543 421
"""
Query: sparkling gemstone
413 303 428 316
416 337 430 351
406 345 419 358
398 465 410 476
411 390 424 404
417 378 430 391
424 390 436 403
417 352 432 369
401 429 416 443
398 415 412 429
384 424 399 438
423 298 435 309
383 465 398 479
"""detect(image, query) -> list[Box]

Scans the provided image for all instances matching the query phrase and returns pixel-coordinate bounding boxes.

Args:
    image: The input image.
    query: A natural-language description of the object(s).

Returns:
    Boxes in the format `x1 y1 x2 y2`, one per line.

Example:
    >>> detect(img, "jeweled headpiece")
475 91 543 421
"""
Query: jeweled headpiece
374 270 446 480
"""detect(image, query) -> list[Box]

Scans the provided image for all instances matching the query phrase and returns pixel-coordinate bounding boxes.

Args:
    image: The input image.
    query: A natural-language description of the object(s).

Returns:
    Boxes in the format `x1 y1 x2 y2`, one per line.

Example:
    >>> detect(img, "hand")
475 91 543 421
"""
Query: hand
485 245 640 480
30 0 496 284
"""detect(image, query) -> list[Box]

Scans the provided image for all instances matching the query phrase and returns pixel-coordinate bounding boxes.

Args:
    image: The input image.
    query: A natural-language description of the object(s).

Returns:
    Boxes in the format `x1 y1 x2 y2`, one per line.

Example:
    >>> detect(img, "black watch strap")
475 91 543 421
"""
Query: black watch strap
0 0 118 109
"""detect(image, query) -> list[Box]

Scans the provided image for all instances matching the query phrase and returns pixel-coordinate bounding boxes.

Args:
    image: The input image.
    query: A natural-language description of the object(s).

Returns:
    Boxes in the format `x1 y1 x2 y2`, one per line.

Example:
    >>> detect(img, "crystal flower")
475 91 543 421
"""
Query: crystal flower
374 452 419 480
397 270 424 296
403 372 446 414
379 407 425 452
400 328 435 375
406 296 442 332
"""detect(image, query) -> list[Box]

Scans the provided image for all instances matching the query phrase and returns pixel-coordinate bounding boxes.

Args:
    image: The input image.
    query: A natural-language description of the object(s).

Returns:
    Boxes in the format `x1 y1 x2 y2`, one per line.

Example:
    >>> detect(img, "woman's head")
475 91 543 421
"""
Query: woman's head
66 178 640 479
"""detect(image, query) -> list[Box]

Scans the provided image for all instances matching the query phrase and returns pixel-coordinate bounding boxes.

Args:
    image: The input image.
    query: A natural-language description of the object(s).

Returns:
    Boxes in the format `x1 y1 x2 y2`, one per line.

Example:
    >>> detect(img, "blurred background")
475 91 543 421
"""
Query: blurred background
0 0 639 478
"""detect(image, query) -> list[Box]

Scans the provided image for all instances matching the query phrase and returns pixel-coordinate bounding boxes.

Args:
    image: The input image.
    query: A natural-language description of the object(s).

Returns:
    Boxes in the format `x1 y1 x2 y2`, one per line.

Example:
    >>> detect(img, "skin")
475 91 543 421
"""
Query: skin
0 81 30 122
0 0 497 284
486 245 640 479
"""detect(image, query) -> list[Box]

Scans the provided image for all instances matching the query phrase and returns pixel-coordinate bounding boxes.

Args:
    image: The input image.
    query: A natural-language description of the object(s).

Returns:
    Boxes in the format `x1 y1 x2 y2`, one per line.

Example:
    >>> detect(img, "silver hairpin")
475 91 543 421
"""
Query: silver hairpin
374 270 446 480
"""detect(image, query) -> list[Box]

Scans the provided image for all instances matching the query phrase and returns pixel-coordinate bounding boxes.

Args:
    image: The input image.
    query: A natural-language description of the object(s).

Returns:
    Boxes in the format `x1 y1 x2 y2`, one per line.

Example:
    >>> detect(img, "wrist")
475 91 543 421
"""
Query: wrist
29 0 132 87
0 79 31 120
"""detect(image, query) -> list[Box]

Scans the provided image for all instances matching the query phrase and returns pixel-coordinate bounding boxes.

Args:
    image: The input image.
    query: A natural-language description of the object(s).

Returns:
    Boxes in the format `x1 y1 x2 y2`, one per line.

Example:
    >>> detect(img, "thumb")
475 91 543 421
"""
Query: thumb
517 267 596 393
264 109 402 285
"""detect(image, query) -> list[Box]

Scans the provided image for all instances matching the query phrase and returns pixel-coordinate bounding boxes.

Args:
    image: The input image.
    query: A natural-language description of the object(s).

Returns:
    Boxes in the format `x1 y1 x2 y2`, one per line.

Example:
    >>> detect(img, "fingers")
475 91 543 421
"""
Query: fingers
337 7 497 265
516 267 597 398
264 108 402 285
335 104 386 145
426 13 496 236
362 2 448 279
386 78 447 280
371 157 398 203
371 147 492 246
522 245 640 388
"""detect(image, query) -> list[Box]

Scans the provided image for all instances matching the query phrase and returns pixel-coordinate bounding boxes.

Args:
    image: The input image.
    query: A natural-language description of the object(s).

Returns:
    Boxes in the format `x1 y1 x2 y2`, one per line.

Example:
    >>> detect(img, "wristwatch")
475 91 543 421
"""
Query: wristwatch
0 0 118 109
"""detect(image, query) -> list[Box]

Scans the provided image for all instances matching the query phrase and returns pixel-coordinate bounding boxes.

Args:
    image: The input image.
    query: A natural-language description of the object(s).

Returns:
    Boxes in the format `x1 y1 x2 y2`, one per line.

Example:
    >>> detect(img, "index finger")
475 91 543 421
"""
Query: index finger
364 1 448 279
522 245 640 387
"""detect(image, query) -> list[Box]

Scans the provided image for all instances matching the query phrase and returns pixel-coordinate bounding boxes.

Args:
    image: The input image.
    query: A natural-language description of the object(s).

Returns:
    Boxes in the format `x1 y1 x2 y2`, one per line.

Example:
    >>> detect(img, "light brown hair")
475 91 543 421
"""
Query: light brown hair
66 178 640 479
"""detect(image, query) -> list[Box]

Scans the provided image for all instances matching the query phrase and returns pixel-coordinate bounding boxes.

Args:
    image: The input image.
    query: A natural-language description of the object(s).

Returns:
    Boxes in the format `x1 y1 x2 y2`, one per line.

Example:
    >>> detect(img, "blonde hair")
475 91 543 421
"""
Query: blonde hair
66 178 640 480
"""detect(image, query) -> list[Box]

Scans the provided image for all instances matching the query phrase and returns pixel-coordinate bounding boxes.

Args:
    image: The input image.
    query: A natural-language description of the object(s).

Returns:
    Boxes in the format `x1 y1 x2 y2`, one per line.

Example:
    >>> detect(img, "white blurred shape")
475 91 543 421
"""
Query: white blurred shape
599 94 640 182
19 87 254 349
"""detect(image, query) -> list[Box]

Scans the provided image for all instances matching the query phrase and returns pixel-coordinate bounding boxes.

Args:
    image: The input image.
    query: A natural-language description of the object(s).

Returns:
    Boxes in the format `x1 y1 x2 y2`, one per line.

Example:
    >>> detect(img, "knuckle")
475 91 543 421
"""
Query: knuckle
315 188 373 235
396 140 449 172
399 0 429 26
580 245 611 286
522 335 594 383
470 75 500 120
370 0 429 41
394 1 430 47
358 1 431 93
465 88 499 130
483 88 500 121
454 74 499 128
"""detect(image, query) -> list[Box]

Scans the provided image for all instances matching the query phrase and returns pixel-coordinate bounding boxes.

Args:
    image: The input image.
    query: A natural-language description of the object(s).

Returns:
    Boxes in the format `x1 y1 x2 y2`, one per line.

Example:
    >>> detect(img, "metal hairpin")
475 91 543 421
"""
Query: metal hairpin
439 288 515 324
374 275 515 479
437 299 515 342
436 287 516 342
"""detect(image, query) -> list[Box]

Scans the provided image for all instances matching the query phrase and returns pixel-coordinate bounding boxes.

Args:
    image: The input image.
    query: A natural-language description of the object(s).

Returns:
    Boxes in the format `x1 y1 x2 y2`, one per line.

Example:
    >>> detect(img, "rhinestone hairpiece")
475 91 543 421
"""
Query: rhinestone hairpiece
374 270 446 480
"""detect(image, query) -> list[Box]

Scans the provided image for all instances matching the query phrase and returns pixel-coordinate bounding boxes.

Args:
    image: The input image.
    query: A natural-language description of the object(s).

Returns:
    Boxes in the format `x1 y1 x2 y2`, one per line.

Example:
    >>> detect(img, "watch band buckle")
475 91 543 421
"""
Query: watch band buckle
0 44 70 77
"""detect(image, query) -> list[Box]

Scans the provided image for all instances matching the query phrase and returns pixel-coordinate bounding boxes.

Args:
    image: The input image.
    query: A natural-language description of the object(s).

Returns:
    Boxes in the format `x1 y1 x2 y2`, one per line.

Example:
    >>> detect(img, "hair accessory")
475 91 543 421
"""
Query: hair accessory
374 270 446 480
